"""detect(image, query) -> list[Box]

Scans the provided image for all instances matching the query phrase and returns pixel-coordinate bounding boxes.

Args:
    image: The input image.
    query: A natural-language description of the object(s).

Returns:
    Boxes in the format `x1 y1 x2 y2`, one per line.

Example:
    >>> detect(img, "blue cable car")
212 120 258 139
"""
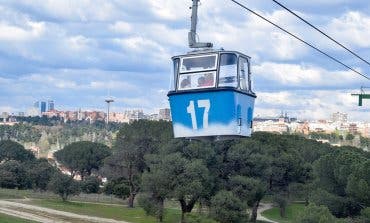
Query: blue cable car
167 0 256 139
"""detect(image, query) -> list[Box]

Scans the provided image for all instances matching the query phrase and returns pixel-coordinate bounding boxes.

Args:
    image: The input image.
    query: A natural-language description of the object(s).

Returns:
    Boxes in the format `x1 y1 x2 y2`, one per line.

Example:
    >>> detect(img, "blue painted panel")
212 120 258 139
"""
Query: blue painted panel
168 90 255 138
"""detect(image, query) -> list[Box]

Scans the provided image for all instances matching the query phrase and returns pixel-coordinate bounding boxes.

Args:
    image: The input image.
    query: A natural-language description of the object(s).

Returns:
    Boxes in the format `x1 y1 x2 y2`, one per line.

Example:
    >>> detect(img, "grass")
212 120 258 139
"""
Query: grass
26 199 216 223
261 203 305 223
0 213 37 223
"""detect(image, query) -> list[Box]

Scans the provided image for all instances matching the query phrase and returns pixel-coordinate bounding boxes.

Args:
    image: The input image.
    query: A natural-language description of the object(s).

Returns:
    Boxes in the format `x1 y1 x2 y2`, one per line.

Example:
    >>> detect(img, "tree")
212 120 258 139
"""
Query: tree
103 120 173 208
81 176 101 194
103 143 142 208
273 194 288 218
210 190 248 223
296 203 344 223
313 149 367 217
0 160 30 189
48 172 80 201
174 159 211 222
28 158 57 191
0 140 35 162
229 176 266 222
54 141 111 179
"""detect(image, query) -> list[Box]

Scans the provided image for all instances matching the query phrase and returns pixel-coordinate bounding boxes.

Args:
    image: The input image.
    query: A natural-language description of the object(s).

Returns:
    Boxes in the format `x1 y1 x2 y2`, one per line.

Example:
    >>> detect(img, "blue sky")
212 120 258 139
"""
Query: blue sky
0 0 369 121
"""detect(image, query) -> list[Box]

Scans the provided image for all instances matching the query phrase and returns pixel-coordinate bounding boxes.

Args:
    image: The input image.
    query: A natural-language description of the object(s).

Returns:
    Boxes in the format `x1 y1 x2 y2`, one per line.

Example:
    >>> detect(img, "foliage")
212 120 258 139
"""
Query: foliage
81 176 101 194
312 148 368 217
229 175 266 222
0 140 35 162
48 172 80 201
295 203 345 223
54 141 111 178
138 193 163 218
103 179 130 199
0 160 31 189
210 190 248 223
103 120 173 208
0 124 41 142
28 158 57 190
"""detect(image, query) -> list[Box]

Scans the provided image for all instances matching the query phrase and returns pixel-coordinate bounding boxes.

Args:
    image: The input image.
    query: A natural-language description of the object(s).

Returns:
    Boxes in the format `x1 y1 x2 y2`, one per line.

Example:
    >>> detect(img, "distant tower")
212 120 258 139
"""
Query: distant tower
105 99 114 124
40 101 47 113
48 100 55 111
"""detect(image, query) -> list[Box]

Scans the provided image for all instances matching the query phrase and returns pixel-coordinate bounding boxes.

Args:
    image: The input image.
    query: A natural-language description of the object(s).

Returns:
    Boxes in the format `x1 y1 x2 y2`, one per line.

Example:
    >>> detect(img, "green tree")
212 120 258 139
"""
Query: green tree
103 144 142 208
229 176 266 222
0 160 30 189
103 120 173 208
346 133 355 141
48 172 80 201
0 140 35 162
28 158 57 190
210 190 247 223
296 203 344 223
54 141 111 179
81 176 101 194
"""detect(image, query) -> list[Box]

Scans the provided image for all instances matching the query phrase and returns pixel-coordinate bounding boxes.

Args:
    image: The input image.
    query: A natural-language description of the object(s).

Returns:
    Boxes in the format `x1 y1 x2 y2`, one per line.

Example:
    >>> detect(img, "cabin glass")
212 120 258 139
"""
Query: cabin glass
219 53 238 87
171 58 179 91
178 71 216 90
239 57 249 91
180 54 217 73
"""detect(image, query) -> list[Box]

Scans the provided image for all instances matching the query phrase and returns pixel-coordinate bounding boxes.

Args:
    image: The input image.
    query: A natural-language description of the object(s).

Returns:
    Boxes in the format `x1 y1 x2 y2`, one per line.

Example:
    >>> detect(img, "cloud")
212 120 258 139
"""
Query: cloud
253 62 364 90
326 11 370 48
255 89 370 121
0 0 369 122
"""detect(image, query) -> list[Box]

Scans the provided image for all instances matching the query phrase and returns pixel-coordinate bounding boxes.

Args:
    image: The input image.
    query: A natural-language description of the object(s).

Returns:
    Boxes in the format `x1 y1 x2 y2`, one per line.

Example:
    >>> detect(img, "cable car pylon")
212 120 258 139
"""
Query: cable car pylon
352 86 370 106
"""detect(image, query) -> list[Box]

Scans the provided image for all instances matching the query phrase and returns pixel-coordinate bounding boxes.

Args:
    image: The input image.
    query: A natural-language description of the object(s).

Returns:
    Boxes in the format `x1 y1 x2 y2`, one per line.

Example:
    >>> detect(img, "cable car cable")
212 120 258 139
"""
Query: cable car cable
272 0 370 67
230 0 370 81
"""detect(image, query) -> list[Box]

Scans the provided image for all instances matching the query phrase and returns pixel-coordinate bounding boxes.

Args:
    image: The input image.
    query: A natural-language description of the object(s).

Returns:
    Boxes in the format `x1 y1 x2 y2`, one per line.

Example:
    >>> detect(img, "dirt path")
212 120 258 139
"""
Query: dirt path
0 200 131 223
257 203 279 223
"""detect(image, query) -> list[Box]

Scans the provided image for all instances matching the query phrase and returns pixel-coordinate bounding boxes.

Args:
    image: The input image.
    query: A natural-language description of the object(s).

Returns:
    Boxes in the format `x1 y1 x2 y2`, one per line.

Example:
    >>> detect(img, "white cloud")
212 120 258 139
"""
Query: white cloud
254 62 364 88
327 11 370 48
109 21 132 34
255 89 370 121
0 21 45 41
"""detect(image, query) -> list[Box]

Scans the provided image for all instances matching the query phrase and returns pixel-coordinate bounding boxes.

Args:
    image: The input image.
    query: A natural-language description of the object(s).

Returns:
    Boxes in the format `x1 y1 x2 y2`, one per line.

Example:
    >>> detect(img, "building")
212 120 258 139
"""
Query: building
159 108 171 121
48 100 55 111
40 101 47 113
33 101 47 115
331 112 348 123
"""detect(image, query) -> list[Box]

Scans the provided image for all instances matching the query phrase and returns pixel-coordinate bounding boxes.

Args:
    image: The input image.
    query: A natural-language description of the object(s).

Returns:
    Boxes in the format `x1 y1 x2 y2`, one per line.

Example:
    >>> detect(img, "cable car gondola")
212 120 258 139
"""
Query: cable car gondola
167 0 256 139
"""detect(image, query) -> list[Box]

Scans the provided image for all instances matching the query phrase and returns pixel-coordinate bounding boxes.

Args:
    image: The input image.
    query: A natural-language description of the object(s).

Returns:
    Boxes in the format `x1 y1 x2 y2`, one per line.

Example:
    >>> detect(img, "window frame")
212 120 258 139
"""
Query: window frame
217 52 239 88
238 56 250 92
171 58 180 91
179 54 218 74
177 71 217 91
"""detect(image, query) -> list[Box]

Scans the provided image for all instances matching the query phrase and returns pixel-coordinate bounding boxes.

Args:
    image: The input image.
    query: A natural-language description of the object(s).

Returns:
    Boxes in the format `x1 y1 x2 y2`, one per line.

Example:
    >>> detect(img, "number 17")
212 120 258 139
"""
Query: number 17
186 100 210 130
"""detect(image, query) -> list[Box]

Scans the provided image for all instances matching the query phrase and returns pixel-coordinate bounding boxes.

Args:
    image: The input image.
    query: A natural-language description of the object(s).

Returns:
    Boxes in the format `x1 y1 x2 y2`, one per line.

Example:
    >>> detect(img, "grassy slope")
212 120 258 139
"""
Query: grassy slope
0 213 37 223
261 203 305 223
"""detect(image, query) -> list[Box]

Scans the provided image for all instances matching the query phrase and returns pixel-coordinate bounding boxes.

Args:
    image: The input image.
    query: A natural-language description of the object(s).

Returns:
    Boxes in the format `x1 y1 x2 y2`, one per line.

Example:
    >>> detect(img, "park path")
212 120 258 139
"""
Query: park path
0 200 131 223
256 203 279 223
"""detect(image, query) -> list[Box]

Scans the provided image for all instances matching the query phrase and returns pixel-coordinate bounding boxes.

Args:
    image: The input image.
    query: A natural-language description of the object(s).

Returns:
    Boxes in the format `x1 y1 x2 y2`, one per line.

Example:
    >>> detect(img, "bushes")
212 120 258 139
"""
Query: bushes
296 204 346 223
210 190 248 223
81 176 101 194
48 172 81 201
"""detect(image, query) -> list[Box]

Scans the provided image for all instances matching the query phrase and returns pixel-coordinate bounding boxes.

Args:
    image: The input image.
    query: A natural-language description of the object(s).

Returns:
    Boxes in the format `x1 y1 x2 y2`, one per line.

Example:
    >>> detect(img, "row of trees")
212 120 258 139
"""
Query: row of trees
0 140 110 201
1 120 369 223
98 121 369 222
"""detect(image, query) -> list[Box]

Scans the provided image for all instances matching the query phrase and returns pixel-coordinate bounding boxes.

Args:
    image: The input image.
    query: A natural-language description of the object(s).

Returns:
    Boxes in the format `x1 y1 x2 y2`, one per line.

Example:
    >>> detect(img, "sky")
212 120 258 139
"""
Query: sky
0 0 370 121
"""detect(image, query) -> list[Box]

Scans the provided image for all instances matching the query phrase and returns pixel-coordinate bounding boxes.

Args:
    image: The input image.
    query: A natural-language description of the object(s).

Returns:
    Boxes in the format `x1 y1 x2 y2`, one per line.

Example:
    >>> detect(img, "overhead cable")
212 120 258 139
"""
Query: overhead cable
272 0 370 67
230 0 370 81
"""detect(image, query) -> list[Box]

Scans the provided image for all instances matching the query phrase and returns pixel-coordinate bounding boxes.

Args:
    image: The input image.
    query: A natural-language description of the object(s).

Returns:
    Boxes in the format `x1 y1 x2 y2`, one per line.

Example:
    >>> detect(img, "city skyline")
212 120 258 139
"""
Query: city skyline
0 1 370 121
